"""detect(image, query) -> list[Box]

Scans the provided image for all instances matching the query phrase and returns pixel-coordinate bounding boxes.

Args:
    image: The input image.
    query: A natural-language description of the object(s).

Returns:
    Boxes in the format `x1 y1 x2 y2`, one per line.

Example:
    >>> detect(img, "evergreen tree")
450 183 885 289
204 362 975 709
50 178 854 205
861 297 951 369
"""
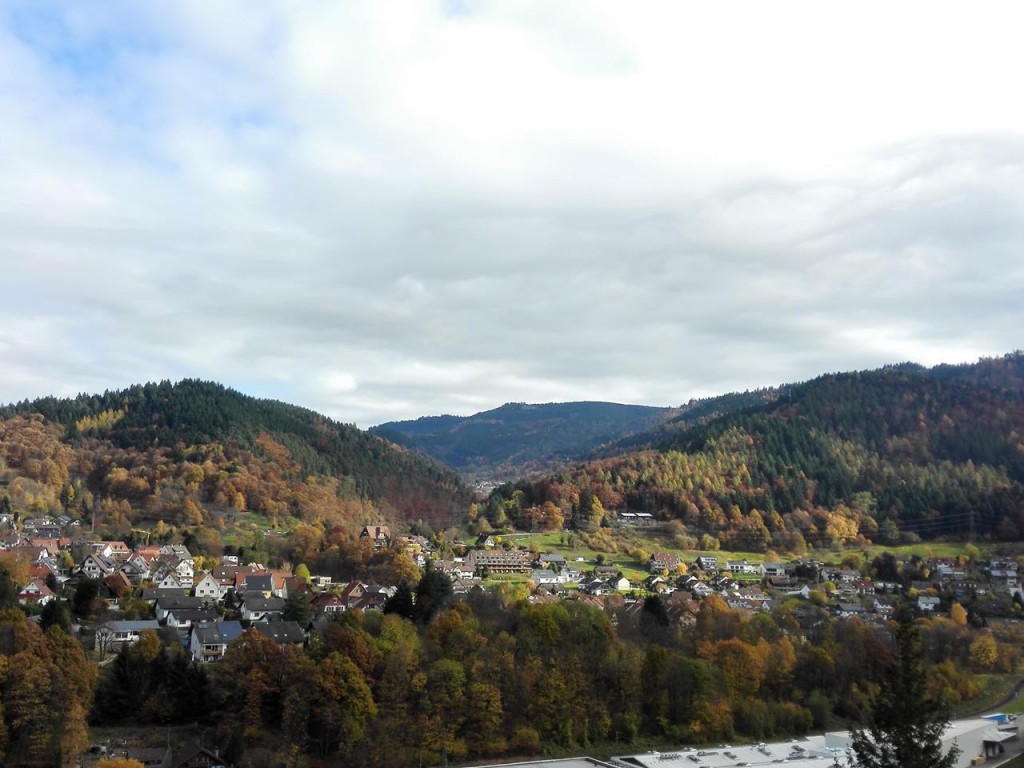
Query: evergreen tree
383 580 415 619
846 605 960 768
413 568 453 624
282 591 313 628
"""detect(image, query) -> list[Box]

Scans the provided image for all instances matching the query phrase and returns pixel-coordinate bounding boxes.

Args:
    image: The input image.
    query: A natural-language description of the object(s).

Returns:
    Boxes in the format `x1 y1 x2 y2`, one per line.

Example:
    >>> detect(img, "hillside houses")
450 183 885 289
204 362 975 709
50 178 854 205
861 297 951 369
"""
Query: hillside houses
6 513 1022 676
360 524 391 549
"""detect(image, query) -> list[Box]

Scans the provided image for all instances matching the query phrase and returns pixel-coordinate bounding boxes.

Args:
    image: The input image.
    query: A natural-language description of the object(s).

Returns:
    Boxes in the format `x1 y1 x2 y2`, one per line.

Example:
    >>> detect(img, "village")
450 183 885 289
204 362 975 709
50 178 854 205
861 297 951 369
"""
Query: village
2 512 1022 665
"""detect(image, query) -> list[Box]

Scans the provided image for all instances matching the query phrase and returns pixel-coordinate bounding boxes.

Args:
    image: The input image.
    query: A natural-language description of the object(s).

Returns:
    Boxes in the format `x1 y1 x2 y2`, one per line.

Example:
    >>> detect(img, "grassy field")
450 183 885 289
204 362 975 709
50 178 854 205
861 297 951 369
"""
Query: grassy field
499 529 995 578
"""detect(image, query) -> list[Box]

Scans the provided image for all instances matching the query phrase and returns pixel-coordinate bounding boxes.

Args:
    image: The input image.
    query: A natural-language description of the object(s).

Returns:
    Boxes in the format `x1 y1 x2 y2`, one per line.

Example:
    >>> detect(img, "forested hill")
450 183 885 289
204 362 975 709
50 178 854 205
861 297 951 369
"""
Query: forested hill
0 380 470 534
485 353 1024 547
371 401 677 481
593 386 791 457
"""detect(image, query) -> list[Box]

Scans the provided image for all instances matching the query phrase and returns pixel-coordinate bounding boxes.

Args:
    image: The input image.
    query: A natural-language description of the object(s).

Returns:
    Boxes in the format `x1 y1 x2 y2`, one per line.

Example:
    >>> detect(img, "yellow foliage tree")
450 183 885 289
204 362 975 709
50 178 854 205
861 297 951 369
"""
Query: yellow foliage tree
98 758 145 768
969 634 998 671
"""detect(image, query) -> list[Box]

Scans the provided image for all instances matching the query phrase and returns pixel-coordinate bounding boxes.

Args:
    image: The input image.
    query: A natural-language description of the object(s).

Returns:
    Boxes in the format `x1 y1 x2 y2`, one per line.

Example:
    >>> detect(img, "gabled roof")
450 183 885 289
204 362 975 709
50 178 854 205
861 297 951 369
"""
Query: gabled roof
192 621 245 646
18 577 54 599
83 553 117 574
245 573 275 591
141 587 190 601
538 553 566 563
99 619 161 632
157 595 205 611
242 596 286 612
170 741 228 768
251 621 305 644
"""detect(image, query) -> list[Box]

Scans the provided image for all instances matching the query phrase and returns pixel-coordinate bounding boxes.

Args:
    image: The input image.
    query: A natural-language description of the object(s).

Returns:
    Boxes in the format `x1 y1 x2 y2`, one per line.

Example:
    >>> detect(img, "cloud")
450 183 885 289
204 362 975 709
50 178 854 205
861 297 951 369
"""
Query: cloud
1 2 1023 426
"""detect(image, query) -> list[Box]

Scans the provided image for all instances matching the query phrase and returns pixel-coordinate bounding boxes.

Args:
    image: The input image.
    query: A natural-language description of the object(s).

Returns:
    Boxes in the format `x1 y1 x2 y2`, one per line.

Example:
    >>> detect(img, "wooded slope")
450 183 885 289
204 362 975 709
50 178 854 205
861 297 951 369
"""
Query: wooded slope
0 380 470 536
486 353 1024 547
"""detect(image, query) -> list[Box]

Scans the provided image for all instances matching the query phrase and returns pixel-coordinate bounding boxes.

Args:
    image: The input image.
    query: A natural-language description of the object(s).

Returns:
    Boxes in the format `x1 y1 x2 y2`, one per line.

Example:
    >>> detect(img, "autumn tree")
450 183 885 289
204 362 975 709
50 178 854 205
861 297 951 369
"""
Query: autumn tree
847 606 960 768
0 613 95 767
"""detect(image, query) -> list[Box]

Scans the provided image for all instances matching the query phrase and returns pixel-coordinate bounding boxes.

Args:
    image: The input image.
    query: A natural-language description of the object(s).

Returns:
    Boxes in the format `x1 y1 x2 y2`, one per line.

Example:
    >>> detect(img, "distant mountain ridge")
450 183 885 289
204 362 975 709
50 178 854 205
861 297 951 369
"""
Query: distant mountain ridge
371 400 678 481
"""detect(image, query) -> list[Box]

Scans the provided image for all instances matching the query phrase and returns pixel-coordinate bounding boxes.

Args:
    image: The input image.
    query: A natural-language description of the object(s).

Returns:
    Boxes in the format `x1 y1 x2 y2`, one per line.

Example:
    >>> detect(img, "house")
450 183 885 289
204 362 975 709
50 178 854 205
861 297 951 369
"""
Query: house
695 556 719 572
649 552 682 573
475 534 497 549
154 570 186 589
395 533 432 555
210 563 257 592
79 553 117 579
339 580 366 608
726 560 760 575
159 544 194 561
251 621 306 646
95 619 161 654
618 511 656 526
282 576 310 601
17 577 55 606
241 596 286 622
690 581 715 599
610 575 632 592
242 573 275 598
761 561 789 578
311 591 347 617
151 555 195 588
837 569 860 584
92 540 131 560
873 597 895 616
194 572 226 601
24 519 61 539
531 568 562 586
768 575 797 590
120 553 152 583
189 621 244 663
141 587 190 604
645 575 673 594
156 595 206 623
350 593 388 612
851 579 876 595
169 741 231 768
836 602 868 618
537 553 566 568
451 576 483 595
562 566 582 583
360 525 391 550
165 607 220 630
918 595 941 612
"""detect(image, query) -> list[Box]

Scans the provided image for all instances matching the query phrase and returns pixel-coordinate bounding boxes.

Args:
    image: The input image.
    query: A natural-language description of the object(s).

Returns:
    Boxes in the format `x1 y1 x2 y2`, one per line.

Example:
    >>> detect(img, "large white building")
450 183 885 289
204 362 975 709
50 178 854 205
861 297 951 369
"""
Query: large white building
464 717 1019 768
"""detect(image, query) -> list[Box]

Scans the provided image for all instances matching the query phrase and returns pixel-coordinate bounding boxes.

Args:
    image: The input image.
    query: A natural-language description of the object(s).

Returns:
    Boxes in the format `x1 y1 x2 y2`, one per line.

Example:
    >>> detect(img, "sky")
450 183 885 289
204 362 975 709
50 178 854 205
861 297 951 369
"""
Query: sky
2 1 1023 427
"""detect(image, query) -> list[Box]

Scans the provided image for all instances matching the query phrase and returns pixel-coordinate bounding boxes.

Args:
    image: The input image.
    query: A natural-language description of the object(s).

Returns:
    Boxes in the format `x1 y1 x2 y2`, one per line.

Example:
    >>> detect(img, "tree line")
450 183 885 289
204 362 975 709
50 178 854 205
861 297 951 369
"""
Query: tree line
2 555 1020 767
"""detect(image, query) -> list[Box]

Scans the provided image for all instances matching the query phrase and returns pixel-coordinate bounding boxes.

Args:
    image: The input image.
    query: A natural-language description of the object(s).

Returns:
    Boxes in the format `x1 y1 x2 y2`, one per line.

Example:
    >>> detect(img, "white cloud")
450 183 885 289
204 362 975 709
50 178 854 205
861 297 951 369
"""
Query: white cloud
1 1 1023 426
